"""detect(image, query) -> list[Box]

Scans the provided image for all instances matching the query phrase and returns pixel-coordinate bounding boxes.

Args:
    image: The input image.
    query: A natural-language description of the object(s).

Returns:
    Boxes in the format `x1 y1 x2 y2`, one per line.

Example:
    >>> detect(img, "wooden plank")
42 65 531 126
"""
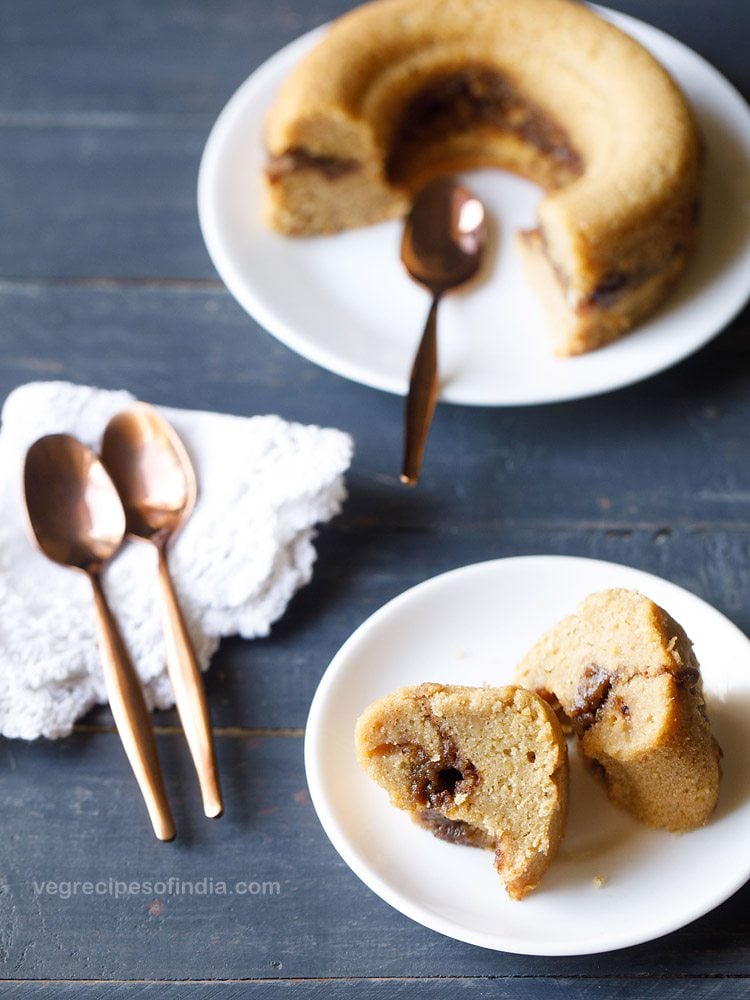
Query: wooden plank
0 285 748 528
0 285 749 548
1 732 750 981
0 286 749 731
1 1 746 119
0 0 355 119
0 126 215 280
1 979 749 999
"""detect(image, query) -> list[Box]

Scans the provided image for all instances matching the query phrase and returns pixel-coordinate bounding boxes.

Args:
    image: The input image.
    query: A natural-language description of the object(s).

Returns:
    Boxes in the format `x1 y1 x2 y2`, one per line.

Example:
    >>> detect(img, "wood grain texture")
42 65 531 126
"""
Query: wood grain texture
2 733 750 982
1 982 750 999
1 286 750 732
2 0 746 119
0 286 749 533
1 0 749 990
0 0 355 119
0 127 214 279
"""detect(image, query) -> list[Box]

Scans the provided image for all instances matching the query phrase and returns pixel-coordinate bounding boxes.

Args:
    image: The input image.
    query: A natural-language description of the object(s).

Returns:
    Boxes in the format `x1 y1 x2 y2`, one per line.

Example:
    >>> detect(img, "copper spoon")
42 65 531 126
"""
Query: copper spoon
400 177 487 485
101 403 223 820
23 434 175 841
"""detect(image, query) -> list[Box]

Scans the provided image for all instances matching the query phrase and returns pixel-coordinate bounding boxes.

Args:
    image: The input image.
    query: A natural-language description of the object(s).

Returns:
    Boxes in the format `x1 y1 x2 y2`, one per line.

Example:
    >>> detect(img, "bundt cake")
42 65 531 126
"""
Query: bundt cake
262 0 701 356
355 682 568 900
515 589 722 831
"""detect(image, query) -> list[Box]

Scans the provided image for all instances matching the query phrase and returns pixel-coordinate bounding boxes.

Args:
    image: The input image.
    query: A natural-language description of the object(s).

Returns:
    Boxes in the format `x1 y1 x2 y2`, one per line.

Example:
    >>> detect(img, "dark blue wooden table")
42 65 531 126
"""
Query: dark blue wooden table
1 0 749 995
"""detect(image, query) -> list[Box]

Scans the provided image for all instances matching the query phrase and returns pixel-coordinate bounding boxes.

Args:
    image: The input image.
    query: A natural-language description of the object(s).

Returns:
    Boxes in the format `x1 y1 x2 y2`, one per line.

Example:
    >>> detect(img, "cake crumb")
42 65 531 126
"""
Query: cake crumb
592 874 608 889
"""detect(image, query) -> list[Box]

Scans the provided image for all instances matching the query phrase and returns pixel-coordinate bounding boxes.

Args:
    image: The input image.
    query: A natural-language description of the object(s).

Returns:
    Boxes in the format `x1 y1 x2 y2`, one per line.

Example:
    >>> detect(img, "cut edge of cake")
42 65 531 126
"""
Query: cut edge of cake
514 588 722 831
355 682 569 900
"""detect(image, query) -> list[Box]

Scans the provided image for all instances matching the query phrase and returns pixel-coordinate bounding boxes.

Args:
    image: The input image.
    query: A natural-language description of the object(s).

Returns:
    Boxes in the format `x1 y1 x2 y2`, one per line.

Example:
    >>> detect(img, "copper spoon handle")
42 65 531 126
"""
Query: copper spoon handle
401 294 441 486
89 571 175 841
156 546 223 819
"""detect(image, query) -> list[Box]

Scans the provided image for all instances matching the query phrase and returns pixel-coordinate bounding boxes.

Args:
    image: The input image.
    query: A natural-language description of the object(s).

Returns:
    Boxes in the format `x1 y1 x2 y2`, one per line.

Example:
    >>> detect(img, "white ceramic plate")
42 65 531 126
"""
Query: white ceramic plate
304 556 750 955
198 8 750 405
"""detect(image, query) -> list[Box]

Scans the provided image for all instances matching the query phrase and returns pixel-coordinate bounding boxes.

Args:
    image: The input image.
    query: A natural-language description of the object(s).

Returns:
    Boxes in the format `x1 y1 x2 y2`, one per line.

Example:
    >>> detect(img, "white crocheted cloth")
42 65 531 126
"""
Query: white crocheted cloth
0 382 353 740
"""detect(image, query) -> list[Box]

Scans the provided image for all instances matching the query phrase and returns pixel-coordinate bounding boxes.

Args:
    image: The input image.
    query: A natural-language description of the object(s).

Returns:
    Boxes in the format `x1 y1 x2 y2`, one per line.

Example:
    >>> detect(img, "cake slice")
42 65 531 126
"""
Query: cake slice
355 683 568 900
515 589 722 831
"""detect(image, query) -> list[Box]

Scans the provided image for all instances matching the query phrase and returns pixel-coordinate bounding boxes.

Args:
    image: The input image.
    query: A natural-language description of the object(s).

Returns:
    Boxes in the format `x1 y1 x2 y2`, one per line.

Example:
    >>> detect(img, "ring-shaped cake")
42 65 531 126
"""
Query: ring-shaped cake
263 0 702 355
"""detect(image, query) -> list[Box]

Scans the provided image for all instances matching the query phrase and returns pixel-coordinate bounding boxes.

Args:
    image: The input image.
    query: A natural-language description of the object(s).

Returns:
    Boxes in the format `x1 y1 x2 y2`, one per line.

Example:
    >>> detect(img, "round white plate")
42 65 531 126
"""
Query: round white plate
304 555 750 955
198 7 750 405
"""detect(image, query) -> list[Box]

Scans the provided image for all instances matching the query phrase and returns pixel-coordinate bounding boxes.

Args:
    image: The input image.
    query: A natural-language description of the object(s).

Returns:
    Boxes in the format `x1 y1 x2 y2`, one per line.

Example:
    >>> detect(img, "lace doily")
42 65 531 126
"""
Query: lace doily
0 382 353 739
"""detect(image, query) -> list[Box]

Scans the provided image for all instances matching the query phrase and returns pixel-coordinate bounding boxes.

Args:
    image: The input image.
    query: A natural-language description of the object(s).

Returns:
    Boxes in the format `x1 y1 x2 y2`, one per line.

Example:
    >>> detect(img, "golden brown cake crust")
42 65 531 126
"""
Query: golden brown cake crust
262 0 702 354
355 682 568 900
515 589 722 831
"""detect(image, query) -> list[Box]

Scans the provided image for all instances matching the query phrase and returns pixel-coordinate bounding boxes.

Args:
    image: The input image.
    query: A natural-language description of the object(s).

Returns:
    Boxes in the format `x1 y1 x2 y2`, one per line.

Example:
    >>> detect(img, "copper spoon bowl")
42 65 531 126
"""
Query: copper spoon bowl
400 177 487 485
101 403 223 819
23 434 175 841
